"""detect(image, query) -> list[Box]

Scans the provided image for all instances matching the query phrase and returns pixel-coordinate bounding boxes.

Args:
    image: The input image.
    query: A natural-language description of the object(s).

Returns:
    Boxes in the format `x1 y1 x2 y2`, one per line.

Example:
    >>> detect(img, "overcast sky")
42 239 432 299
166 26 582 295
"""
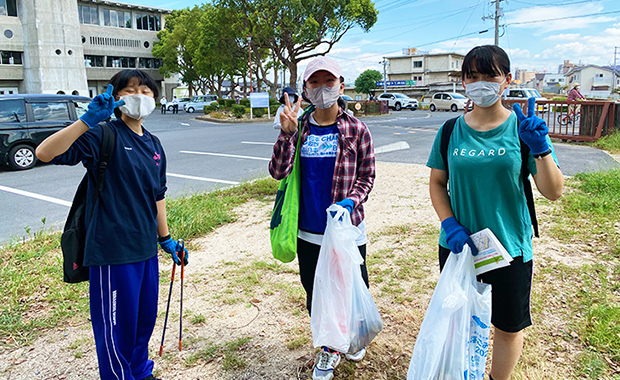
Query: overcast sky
127 0 620 84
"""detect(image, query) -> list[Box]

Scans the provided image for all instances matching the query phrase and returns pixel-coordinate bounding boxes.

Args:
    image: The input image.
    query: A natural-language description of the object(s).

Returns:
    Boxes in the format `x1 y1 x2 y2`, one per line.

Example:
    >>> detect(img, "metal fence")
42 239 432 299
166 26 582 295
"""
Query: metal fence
502 99 619 142
346 100 390 116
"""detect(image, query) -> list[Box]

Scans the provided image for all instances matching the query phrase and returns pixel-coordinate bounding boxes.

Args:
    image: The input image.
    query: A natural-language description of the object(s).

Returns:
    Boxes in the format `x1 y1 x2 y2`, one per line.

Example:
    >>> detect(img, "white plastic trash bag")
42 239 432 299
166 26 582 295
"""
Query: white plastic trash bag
407 245 492 380
311 204 383 354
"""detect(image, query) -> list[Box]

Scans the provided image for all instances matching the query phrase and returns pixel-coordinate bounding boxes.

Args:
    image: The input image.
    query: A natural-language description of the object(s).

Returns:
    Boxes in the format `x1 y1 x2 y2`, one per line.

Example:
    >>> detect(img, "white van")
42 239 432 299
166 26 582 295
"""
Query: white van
184 94 218 113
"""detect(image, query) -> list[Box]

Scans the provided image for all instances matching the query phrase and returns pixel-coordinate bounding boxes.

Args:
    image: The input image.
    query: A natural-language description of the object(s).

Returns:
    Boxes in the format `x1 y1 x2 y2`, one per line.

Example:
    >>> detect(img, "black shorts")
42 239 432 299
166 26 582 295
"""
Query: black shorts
439 245 533 333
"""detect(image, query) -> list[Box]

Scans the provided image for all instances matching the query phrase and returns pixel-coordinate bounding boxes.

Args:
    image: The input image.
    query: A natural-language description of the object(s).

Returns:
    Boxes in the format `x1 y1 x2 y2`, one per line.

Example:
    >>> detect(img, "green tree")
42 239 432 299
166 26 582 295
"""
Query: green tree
354 69 382 96
220 0 378 90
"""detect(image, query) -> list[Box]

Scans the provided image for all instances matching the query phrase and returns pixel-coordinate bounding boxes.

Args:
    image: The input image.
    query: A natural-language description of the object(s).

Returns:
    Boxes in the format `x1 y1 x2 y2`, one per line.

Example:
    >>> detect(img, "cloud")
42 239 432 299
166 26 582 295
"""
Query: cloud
546 33 581 41
506 4 617 32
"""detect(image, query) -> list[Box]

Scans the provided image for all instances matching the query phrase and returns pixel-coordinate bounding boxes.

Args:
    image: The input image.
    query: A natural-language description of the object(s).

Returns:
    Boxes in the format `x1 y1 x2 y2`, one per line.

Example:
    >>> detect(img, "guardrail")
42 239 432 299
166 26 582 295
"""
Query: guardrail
503 99 618 142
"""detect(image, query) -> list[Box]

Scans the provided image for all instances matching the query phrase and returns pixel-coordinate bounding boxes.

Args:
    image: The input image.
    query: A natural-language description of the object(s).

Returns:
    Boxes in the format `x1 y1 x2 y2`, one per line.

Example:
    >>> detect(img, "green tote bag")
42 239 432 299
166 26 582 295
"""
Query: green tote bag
269 131 302 263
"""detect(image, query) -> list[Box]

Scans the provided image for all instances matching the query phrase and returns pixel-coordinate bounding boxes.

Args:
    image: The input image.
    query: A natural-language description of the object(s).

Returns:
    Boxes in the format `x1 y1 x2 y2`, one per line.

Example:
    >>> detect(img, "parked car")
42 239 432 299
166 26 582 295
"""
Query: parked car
184 94 218 113
430 92 469 112
502 88 548 112
167 96 191 112
0 94 92 170
376 92 418 111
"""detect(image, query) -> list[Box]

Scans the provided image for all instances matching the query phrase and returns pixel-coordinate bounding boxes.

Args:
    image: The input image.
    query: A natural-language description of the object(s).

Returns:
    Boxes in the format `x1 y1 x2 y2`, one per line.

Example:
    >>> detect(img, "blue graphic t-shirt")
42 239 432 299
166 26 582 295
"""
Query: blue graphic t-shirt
299 120 339 234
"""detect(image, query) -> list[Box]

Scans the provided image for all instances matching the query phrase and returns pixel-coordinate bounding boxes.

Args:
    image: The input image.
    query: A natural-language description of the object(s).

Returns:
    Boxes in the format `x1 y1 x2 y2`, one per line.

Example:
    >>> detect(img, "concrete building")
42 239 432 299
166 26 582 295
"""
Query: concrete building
0 0 174 97
564 64 620 98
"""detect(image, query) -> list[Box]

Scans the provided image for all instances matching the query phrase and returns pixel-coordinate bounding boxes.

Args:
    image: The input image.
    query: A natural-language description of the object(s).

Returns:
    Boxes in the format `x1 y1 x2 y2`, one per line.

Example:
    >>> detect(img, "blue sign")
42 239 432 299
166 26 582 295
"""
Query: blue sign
376 80 406 87
250 92 269 108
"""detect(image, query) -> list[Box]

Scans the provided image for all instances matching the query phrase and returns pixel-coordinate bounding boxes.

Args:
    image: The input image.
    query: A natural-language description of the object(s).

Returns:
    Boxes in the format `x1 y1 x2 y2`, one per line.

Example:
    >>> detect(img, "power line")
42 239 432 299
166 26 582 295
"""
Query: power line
505 9 620 26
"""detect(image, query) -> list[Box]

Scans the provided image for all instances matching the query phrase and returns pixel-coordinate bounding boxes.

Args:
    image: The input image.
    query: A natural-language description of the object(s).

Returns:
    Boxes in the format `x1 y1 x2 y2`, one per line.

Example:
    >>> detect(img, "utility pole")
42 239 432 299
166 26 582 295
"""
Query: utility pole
482 0 504 46
613 47 617 94
247 36 252 94
380 58 388 94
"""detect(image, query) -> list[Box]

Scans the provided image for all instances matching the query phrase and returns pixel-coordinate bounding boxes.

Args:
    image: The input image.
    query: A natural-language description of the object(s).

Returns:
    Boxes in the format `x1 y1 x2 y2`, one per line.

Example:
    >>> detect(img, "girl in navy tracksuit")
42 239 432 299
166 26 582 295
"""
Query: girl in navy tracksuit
36 70 187 380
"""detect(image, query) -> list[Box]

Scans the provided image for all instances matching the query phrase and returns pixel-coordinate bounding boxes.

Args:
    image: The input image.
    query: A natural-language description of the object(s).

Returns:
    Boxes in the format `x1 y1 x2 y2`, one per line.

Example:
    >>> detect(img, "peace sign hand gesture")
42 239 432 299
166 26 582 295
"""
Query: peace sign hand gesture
513 97 550 155
279 93 302 134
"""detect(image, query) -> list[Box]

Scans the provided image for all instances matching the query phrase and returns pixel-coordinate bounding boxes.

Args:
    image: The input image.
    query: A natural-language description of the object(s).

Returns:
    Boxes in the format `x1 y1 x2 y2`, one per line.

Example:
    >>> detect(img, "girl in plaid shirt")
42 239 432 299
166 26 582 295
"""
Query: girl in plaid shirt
269 56 375 380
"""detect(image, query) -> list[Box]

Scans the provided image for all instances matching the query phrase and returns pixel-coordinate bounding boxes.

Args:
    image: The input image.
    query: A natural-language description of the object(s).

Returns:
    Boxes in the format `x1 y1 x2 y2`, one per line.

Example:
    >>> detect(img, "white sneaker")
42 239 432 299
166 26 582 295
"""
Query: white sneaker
312 348 341 380
345 347 366 362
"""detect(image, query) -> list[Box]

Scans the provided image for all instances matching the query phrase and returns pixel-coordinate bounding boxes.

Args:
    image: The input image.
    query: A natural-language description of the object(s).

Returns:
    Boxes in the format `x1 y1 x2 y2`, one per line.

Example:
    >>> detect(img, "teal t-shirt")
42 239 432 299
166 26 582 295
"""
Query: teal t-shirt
426 112 557 262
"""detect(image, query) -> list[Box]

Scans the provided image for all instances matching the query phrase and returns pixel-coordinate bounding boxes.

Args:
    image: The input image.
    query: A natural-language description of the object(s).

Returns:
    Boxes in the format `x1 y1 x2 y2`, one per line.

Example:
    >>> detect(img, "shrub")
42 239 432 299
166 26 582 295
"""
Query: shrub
239 99 250 107
232 104 246 118
203 104 218 114
224 99 236 108
253 108 266 117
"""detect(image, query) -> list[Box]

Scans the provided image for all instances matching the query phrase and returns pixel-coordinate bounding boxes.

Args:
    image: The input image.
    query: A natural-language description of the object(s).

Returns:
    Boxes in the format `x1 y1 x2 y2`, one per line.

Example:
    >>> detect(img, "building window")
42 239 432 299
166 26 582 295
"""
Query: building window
413 61 422 68
84 55 104 67
103 9 131 28
0 0 17 17
0 51 22 65
106 56 136 68
136 13 160 31
139 57 162 69
78 5 99 25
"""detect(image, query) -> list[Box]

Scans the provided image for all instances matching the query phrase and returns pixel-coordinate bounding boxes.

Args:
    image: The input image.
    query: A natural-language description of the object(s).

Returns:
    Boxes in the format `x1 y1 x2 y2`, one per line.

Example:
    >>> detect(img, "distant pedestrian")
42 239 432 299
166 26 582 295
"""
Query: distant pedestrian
35 69 188 380
171 96 179 114
160 96 167 114
273 87 303 129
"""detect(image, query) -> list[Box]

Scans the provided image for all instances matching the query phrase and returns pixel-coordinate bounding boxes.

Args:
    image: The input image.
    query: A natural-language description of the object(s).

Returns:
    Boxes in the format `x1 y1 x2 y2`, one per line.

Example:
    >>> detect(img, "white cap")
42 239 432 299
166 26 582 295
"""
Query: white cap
303 56 343 82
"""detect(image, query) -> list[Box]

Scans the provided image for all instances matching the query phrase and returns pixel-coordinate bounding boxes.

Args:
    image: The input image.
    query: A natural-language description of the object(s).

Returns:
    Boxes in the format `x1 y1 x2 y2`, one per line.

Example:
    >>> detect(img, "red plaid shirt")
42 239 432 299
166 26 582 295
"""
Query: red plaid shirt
269 108 375 226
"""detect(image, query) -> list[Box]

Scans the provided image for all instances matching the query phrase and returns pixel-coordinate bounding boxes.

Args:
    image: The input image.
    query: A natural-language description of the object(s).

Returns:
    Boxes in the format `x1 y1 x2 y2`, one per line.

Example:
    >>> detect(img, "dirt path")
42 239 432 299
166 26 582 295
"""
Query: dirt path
0 161 607 380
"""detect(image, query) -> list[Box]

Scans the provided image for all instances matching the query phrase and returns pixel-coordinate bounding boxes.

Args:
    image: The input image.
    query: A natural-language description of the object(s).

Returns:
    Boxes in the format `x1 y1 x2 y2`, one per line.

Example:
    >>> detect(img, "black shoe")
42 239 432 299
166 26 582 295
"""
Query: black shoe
140 376 161 380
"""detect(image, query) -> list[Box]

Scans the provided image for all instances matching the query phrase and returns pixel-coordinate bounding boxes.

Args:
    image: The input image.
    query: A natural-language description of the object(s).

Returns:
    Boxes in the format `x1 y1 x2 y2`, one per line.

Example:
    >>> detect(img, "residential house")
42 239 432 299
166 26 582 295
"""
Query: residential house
564 65 620 98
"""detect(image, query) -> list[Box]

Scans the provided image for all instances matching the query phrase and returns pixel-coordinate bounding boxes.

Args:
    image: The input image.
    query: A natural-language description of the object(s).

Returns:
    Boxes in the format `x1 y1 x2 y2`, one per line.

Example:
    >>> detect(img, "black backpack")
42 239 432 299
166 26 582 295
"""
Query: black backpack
439 117 539 238
61 124 115 283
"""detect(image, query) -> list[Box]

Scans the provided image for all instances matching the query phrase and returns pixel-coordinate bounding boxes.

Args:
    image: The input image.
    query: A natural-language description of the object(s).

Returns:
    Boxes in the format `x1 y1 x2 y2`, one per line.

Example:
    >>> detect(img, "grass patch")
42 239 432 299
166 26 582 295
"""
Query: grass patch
551 169 620 256
185 337 252 371
593 131 620 154
0 179 278 347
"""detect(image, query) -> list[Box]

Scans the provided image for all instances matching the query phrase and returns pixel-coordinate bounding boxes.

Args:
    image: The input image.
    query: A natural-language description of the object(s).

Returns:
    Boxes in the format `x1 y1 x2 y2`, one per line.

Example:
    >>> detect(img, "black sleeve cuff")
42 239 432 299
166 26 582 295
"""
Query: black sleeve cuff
158 234 171 243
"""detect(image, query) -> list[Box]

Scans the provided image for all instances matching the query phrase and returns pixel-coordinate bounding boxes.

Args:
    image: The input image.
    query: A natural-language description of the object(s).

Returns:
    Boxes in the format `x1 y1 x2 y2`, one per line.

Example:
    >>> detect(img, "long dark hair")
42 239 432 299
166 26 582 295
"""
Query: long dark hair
108 69 159 118
462 45 510 80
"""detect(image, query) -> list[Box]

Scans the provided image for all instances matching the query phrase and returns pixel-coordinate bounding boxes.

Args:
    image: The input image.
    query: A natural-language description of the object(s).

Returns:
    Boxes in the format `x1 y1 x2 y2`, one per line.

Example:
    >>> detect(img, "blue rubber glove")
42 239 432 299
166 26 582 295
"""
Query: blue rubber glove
513 97 550 155
441 217 479 256
335 198 354 214
79 84 125 128
159 238 189 265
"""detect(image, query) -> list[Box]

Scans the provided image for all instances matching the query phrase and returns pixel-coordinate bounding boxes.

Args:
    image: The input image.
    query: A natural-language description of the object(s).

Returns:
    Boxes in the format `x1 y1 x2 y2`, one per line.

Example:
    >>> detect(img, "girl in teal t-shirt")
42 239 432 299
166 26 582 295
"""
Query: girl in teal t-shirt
427 45 564 380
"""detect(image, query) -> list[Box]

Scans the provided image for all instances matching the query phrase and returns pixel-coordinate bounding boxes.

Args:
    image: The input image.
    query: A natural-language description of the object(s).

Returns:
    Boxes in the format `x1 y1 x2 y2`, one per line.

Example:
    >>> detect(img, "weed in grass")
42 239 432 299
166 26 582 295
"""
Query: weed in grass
579 350 608 379
191 313 206 324
286 334 310 350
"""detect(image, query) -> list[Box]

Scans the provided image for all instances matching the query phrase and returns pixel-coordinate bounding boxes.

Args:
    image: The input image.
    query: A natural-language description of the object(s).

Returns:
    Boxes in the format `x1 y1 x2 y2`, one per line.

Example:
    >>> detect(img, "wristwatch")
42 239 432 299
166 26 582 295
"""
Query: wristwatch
533 148 552 160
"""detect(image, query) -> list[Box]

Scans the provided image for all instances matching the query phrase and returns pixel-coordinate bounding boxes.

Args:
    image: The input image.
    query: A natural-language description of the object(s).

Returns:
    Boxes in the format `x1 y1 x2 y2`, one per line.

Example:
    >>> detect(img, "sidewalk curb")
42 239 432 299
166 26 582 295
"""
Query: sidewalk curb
196 116 273 124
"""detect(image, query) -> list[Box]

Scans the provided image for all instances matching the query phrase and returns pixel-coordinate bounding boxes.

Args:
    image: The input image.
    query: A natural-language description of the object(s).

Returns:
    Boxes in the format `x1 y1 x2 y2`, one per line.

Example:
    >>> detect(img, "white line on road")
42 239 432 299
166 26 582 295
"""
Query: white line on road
180 150 271 161
241 141 274 145
167 173 240 185
375 141 411 154
180 122 190 126
0 185 71 207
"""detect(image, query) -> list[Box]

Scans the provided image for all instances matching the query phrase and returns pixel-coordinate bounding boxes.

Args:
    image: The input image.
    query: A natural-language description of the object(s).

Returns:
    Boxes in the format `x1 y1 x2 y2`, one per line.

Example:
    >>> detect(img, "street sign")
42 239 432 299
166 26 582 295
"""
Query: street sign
376 80 417 87
249 92 269 108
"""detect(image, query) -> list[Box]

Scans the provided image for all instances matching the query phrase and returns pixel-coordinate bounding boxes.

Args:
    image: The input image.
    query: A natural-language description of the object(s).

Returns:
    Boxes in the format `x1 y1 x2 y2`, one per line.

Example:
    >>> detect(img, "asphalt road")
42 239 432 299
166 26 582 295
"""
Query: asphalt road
0 109 617 245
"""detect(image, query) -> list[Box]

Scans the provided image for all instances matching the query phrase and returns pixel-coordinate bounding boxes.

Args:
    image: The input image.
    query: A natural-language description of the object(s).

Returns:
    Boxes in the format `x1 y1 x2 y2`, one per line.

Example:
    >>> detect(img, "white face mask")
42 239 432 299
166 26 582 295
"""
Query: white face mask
118 94 156 120
305 85 341 109
465 80 503 108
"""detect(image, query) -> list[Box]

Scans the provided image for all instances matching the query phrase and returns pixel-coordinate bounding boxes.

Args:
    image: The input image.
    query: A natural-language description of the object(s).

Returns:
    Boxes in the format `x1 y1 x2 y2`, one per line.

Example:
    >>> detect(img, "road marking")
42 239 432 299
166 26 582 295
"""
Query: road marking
180 150 270 161
167 173 240 185
0 185 71 207
180 122 190 126
241 141 273 145
375 141 410 154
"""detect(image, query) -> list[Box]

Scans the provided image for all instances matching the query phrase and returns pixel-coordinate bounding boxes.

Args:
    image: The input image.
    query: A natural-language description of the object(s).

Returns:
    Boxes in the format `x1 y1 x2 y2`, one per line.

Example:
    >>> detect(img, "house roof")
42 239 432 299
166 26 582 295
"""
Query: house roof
564 64 618 77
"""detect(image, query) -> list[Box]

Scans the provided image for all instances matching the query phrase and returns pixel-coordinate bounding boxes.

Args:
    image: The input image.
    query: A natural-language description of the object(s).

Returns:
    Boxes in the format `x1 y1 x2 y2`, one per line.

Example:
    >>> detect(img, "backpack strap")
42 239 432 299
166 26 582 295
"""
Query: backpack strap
519 132 539 238
439 117 539 238
90 124 115 215
439 117 459 177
